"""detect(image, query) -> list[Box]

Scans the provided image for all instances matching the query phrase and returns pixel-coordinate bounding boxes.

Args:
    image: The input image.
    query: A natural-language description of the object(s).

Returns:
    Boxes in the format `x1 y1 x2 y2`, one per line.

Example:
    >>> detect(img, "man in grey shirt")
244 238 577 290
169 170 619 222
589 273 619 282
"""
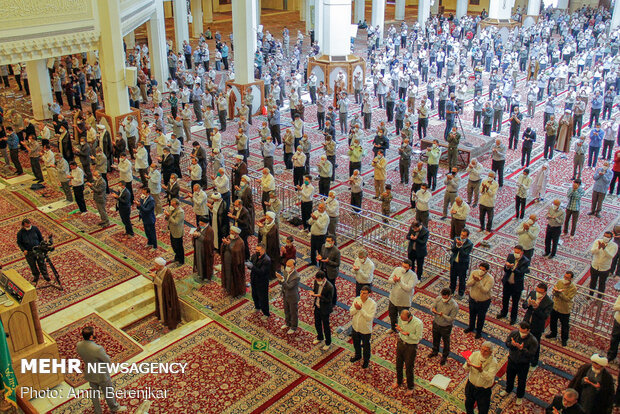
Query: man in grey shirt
429 287 459 365
491 138 507 187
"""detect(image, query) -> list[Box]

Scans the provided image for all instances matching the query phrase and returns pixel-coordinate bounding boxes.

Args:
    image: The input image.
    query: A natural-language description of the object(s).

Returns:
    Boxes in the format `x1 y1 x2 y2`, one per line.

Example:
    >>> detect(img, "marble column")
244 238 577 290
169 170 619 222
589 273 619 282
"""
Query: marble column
173 0 190 52
430 0 439 15
456 0 468 19
527 0 541 16
556 0 568 9
395 0 404 20
613 0 620 31
191 0 203 38
315 0 324 51
354 0 365 23
371 0 385 43
322 0 352 57
124 31 136 49
148 0 168 91
301 0 307 20
202 0 213 23
488 0 513 19
305 0 313 34
25 60 53 120
98 0 130 118
256 0 261 26
418 0 430 27
232 0 257 83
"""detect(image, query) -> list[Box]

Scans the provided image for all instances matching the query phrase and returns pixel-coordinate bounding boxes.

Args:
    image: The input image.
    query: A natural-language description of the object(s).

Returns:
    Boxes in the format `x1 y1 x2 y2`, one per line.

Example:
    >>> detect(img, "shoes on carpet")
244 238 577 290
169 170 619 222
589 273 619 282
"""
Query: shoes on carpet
321 344 331 351
350 356 361 363
509 319 517 325
362 360 369 369
286 329 296 334
312 339 322 345
516 398 523 405
440 357 447 365
475 332 482 339
545 333 556 339
405 388 414 396
281 324 288 330
496 313 507 319
428 351 438 358
463 327 474 334
499 390 508 397
562 340 568 347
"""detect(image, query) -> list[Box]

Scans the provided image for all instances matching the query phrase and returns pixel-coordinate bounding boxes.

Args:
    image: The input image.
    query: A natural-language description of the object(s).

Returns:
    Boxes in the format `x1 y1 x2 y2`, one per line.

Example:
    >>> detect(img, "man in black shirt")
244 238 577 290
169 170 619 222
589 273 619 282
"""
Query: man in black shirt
545 388 585 414
521 127 536 167
16 218 50 283
500 322 539 406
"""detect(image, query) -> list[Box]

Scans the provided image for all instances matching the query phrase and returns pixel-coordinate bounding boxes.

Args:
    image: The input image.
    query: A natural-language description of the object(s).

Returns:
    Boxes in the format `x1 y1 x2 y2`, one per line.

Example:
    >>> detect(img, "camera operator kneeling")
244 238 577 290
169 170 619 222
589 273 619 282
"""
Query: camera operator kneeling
16 218 50 283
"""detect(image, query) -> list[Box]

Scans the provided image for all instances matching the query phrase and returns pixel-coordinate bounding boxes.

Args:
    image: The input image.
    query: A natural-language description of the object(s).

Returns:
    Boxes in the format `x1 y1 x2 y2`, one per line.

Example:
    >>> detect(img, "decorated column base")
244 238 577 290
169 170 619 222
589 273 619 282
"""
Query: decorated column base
95 109 142 143
225 79 265 117
307 54 366 94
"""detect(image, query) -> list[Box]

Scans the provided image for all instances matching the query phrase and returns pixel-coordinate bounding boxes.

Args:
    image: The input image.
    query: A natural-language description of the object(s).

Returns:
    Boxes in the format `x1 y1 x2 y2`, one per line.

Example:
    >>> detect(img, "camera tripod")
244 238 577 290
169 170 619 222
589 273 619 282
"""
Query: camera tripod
36 253 63 291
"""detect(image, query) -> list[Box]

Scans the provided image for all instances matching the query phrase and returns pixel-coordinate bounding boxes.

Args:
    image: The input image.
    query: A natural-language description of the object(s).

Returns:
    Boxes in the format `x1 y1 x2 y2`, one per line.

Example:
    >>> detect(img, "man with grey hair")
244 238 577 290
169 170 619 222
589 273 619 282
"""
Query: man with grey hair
545 388 583 414
464 341 498 414
392 308 423 395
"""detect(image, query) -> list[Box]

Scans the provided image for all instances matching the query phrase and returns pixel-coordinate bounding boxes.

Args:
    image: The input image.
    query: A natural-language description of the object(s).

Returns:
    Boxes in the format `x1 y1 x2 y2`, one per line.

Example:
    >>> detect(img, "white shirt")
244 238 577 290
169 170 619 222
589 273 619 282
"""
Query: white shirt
325 197 339 217
463 351 498 389
214 174 230 194
353 257 375 284
414 189 431 211
135 147 148 170
516 220 540 250
261 173 275 192
70 167 84 186
300 183 314 202
591 238 619 271
479 179 499 207
308 210 329 235
118 158 133 182
350 297 377 334
388 267 418 307
451 202 470 220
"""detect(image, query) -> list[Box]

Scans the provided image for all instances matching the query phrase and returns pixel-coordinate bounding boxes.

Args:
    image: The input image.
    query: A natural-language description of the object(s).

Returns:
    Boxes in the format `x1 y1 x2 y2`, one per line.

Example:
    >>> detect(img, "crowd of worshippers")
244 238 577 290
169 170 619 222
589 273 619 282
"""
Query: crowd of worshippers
4 4 620 413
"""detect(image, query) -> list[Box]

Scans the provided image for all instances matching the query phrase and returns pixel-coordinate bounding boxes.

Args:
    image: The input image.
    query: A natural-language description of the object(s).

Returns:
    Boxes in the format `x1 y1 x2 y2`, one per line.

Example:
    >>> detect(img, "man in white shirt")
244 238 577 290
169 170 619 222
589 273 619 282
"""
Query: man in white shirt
466 159 483 207
213 168 231 208
413 183 431 227
392 309 423 394
117 153 134 203
478 172 498 234
308 203 329 266
325 191 339 236
387 260 418 332
590 231 619 297
69 161 87 213
352 249 375 296
516 214 540 260
349 286 377 369
260 168 275 213
464 342 499 414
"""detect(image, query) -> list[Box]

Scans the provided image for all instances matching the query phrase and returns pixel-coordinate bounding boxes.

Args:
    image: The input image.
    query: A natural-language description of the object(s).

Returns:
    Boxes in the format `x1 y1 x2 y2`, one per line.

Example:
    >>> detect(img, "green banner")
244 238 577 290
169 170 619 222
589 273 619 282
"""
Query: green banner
0 321 17 407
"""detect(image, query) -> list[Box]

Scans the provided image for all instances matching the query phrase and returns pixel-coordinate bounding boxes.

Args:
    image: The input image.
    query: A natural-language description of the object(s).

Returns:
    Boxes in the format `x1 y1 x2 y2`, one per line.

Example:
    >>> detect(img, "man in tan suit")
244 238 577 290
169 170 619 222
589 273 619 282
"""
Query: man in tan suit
165 198 185 264
76 326 126 413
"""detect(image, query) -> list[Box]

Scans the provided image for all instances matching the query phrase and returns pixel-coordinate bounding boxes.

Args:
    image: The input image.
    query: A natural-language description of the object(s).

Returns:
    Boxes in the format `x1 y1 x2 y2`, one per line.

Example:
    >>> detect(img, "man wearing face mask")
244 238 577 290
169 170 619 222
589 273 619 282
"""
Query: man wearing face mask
515 169 532 220
441 168 460 220
387 260 418 333
297 175 315 232
292 146 307 187
248 244 272 320
546 271 577 347
479 172 498 234
410 162 427 209
522 282 553 368
136 187 157 249
517 214 540 261
491 138 507 187
521 126 536 167
312 270 335 351
372 150 387 199
276 259 300 334
325 192 339 237
466 159 483 207
589 231 618 297
317 235 340 305
588 161 613 218
429 288 458 365
500 322 538 406
465 262 494 339
317 156 333 197
349 286 377 369
220 227 246 297
544 200 565 259
544 388 584 414
16 218 51 284
392 309 423 396
464 342 499 414
449 229 473 299
308 203 329 266
568 354 614 414
498 245 530 325
407 220 428 279
425 140 440 190
352 249 375 296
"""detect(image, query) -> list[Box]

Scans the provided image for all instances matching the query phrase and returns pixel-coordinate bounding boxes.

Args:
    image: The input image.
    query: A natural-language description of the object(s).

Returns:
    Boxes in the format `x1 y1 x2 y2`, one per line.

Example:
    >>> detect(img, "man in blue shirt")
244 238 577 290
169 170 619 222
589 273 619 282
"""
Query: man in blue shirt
221 43 230 70
588 122 604 168
6 126 22 174
590 91 603 127
588 161 613 218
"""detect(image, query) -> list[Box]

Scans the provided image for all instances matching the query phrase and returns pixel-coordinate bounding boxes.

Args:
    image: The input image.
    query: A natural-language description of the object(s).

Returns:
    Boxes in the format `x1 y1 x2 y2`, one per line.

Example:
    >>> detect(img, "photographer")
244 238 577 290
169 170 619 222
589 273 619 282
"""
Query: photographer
16 218 50 283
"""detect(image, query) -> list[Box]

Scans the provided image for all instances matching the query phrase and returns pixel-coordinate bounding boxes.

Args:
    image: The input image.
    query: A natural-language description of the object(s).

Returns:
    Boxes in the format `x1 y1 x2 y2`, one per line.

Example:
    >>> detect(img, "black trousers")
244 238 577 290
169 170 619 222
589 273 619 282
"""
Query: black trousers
119 209 134 235
479 205 494 232
544 225 561 256
431 322 452 357
505 360 529 398
549 309 570 343
10 148 23 174
310 234 325 266
352 329 371 362
251 276 270 316
468 299 491 335
293 166 304 187
144 222 157 248
427 164 438 190
301 201 313 230
314 308 331 345
544 135 556 159
465 380 492 414
30 157 44 182
327 276 338 305
351 192 362 213
607 319 620 361
319 177 330 197
589 267 609 297
501 282 522 323
170 236 185 264
515 196 526 219
317 112 325 130
450 261 468 296
418 118 428 140
521 146 532 166
396 340 417 389
73 185 87 212
25 251 49 281
388 301 407 330
509 128 520 150
491 159 505 187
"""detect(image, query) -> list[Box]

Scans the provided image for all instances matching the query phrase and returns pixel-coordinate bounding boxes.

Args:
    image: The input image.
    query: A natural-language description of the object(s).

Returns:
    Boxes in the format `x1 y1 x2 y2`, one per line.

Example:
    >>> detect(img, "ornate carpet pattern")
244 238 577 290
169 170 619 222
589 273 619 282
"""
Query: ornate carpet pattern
50 313 142 388
122 314 171 346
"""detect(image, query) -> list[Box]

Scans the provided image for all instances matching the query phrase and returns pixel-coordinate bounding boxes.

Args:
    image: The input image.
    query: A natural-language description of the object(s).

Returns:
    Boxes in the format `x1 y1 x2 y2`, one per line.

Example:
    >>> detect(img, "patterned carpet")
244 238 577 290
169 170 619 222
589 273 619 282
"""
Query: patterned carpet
122 313 171 346
50 313 142 388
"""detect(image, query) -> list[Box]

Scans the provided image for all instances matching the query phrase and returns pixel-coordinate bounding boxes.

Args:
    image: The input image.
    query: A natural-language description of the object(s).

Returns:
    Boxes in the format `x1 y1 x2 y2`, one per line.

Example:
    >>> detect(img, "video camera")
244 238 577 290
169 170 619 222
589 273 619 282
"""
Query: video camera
33 235 54 256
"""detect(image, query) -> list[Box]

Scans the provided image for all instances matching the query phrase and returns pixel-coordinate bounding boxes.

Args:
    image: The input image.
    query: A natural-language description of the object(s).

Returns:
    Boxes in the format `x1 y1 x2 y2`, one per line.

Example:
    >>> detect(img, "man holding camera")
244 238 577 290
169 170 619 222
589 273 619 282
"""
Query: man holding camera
16 218 50 283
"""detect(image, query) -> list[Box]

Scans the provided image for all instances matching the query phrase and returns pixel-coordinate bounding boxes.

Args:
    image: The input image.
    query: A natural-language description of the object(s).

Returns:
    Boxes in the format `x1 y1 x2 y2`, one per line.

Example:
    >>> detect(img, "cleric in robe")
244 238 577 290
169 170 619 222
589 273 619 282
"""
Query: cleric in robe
208 192 229 251
237 175 255 232
258 211 281 280
193 216 214 281
220 226 246 297
150 257 181 330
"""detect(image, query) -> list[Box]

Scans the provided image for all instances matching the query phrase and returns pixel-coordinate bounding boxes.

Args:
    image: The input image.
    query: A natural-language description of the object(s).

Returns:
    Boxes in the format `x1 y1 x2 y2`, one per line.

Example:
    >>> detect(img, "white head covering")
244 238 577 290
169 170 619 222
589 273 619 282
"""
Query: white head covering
212 192 222 200
235 154 244 160
591 354 608 367
230 226 241 234
241 175 250 182
97 124 105 130
154 257 167 266
266 212 276 220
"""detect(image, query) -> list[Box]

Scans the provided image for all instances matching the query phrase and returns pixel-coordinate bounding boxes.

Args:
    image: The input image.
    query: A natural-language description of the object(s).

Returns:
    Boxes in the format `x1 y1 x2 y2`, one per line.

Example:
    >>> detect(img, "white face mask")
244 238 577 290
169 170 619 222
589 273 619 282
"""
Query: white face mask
286 266 294 274
553 204 559 210
325 241 334 248
519 332 528 338
442 297 451 303
603 236 612 243
514 253 522 259
535 291 544 299
592 367 602 374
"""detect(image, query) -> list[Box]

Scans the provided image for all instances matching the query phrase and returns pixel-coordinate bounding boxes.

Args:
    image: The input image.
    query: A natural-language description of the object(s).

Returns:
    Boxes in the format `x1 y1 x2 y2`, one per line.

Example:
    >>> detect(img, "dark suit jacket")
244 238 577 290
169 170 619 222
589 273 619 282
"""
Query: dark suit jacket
161 153 175 174
522 291 553 334
116 188 131 214
250 252 272 285
313 279 334 314
407 226 428 258
167 181 180 203
502 254 530 290
545 394 585 414
137 195 156 224
449 238 473 265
